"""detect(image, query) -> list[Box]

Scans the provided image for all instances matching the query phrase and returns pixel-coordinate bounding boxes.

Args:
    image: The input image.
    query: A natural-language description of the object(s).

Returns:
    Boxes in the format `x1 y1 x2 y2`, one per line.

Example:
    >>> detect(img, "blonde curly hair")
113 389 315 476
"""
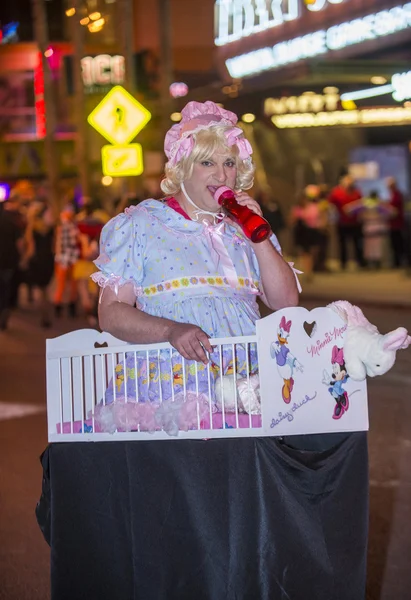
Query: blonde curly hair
160 124 255 196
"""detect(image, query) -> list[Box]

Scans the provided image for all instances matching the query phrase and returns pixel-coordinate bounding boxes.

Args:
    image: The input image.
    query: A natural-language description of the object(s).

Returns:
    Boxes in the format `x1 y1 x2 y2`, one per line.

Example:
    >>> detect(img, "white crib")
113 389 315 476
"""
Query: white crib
46 308 369 443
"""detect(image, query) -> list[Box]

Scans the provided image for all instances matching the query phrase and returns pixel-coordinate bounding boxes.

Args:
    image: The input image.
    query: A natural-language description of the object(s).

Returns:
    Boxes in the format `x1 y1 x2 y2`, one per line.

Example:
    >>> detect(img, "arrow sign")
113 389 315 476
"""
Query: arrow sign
101 144 144 177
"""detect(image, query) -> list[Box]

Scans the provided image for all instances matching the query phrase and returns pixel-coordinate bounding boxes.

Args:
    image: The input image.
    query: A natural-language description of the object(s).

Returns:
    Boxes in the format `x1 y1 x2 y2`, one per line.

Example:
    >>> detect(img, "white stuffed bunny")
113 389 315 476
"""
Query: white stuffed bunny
328 300 411 381
215 374 261 414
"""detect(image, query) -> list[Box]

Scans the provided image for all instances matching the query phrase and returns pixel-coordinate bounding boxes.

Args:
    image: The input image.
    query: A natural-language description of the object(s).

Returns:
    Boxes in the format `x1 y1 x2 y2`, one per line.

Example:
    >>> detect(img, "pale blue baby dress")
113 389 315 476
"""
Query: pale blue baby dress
92 199 282 433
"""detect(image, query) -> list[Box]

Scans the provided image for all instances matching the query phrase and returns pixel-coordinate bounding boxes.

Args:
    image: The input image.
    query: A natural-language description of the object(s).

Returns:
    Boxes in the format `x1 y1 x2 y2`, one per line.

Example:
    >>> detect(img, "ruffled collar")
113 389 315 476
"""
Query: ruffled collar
128 198 243 240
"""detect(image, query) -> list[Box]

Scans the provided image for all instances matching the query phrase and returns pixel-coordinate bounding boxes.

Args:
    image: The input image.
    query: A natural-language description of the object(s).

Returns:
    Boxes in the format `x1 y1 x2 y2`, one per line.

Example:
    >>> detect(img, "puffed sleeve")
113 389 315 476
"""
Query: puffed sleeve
91 208 146 296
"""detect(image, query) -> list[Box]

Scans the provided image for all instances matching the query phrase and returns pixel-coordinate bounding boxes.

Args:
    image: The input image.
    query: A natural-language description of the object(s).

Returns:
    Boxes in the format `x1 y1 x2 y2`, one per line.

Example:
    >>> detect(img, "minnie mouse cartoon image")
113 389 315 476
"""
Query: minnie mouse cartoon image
270 316 304 404
322 345 349 420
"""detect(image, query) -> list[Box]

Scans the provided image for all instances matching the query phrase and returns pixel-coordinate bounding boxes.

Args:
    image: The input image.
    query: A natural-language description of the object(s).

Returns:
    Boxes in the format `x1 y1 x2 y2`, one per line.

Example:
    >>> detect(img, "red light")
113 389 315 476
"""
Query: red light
34 52 46 138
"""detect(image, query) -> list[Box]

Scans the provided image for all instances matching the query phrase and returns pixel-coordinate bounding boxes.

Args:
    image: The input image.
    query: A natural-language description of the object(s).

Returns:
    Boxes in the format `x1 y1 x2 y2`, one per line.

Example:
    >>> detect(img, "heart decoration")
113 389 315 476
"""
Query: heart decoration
303 321 317 338
94 341 109 349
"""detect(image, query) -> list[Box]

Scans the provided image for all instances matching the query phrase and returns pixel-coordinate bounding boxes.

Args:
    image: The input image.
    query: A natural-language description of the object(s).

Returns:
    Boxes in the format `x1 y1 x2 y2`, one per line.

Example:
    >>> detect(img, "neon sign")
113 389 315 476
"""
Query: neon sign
81 55 125 88
264 91 340 115
215 0 347 46
271 107 411 128
391 71 411 102
0 22 19 44
225 3 411 78
34 52 46 139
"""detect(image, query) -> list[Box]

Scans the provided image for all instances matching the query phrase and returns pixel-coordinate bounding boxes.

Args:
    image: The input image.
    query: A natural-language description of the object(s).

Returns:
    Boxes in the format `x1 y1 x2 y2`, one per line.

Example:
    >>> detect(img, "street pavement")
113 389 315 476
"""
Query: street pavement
0 281 411 600
300 267 411 309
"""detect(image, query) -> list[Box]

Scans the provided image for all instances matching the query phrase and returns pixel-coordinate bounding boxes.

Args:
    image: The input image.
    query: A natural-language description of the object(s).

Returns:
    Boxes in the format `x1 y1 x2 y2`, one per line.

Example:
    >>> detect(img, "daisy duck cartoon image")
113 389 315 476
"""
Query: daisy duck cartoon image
270 316 304 404
322 345 349 420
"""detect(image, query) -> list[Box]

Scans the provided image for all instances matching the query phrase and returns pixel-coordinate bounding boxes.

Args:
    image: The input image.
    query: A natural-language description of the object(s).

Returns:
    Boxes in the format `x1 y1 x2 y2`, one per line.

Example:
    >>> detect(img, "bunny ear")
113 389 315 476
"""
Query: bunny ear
328 301 378 333
382 327 411 351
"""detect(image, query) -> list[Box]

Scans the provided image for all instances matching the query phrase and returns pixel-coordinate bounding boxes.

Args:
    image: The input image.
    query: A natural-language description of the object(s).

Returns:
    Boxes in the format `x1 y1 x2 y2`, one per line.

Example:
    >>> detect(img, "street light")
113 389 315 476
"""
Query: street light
170 112 182 122
241 113 256 123
88 17 105 32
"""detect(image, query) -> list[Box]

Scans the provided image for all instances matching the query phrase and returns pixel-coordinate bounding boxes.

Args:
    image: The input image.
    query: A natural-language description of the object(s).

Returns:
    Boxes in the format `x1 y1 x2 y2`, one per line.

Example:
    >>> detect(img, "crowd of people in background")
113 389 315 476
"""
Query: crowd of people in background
0 173 410 332
284 173 410 282
0 190 116 331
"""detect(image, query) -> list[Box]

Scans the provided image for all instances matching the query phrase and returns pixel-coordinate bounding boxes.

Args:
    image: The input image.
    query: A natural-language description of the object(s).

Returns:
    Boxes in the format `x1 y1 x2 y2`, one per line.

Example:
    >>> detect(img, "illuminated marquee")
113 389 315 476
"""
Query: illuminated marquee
271 107 411 128
225 3 411 78
215 0 347 46
264 90 340 115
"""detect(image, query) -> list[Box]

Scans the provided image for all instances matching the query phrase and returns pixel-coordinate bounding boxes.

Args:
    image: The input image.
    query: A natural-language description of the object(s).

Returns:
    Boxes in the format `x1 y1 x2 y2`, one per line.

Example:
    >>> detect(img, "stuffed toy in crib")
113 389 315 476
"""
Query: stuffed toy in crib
328 301 411 380
214 300 410 413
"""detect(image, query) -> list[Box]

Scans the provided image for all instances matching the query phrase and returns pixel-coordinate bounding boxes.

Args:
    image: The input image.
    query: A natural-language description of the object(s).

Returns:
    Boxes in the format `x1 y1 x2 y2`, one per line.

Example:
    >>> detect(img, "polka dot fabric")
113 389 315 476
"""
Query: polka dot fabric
93 199 282 338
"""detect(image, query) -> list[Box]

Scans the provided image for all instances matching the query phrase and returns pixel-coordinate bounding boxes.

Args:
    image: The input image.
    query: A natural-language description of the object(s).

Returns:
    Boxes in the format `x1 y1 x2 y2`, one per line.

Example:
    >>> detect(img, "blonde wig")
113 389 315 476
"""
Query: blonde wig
160 125 255 196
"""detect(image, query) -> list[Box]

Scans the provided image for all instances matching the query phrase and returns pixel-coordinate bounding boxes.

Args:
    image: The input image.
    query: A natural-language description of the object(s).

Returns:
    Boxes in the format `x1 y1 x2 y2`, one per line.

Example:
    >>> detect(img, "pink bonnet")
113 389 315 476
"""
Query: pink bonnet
164 101 253 166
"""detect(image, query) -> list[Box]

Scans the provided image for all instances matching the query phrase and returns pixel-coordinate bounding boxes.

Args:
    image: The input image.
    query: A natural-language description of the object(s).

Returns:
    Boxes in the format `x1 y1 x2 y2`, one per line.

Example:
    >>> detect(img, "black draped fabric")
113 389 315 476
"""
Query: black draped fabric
41 432 369 600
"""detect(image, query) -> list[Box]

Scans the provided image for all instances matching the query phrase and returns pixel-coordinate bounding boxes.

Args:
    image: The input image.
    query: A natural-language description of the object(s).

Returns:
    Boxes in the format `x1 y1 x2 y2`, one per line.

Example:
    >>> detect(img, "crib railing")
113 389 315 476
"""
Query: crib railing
46 329 263 442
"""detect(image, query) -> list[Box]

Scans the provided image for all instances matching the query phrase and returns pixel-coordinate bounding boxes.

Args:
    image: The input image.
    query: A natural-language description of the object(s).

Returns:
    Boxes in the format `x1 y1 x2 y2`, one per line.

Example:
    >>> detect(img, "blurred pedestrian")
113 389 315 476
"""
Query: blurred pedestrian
329 174 365 270
289 190 321 282
256 188 285 236
346 191 393 270
74 199 109 326
386 177 405 268
0 198 23 330
53 204 79 318
21 199 55 327
5 191 27 309
305 185 331 272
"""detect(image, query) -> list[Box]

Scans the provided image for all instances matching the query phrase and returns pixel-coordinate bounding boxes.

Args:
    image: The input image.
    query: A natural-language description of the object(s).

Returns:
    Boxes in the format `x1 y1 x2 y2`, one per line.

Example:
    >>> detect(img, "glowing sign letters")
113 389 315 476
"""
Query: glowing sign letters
215 0 347 45
87 86 152 145
225 3 411 77
81 55 125 87
264 91 340 115
391 70 411 102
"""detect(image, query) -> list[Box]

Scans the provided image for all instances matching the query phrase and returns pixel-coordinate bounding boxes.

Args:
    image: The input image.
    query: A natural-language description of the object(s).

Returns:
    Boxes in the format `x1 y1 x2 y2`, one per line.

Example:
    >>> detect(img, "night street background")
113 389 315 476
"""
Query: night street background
0 294 410 600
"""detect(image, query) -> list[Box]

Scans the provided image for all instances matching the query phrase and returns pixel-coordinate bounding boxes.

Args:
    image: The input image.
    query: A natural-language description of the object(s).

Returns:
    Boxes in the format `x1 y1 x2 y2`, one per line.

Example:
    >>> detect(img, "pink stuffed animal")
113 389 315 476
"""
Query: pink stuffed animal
328 300 411 381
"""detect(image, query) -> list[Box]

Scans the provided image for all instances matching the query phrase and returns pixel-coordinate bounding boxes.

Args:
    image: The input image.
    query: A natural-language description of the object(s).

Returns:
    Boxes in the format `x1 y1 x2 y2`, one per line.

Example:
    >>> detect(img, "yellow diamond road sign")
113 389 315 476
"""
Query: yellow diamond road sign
102 144 144 177
88 86 151 145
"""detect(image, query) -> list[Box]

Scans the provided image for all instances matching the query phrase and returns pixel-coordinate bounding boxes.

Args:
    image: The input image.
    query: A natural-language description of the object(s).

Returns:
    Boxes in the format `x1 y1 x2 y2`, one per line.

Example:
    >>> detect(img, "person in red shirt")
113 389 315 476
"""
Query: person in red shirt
328 174 365 269
386 177 405 268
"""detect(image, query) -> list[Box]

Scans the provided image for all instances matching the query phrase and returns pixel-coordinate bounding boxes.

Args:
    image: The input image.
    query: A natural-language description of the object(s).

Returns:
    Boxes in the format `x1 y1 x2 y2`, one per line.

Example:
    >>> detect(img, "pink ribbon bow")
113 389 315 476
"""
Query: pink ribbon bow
171 135 195 166
202 221 238 290
331 345 344 365
280 316 292 333
224 127 253 160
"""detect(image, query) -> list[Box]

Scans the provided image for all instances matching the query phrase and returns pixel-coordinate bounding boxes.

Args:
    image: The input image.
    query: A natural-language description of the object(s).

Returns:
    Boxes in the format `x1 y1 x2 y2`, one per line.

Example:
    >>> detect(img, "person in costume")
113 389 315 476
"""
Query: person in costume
93 101 300 357
38 101 372 600
91 101 301 431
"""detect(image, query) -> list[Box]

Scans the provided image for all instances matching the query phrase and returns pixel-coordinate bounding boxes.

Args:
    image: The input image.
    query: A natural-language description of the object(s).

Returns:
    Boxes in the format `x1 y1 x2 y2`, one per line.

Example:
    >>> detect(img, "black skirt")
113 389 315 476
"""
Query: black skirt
38 432 369 600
